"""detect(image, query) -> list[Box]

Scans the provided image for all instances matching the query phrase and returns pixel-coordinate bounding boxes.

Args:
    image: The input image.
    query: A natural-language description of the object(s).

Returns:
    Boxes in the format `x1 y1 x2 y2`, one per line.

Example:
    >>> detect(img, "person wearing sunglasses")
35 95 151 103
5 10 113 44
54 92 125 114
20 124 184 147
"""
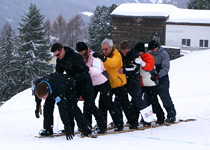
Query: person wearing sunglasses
51 43 107 134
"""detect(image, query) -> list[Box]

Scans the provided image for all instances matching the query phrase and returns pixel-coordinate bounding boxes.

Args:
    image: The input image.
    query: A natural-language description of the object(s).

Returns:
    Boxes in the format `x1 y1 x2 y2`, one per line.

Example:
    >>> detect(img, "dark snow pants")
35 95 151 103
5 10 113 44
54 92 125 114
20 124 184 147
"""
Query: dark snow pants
126 74 147 121
112 85 138 127
57 85 92 135
94 81 123 129
76 75 106 131
43 98 55 130
157 76 176 118
142 86 165 121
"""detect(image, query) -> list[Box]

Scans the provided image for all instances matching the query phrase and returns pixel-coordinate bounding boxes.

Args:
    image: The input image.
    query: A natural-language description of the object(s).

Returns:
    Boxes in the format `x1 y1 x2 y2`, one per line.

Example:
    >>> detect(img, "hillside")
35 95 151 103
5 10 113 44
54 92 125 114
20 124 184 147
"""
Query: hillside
0 49 210 150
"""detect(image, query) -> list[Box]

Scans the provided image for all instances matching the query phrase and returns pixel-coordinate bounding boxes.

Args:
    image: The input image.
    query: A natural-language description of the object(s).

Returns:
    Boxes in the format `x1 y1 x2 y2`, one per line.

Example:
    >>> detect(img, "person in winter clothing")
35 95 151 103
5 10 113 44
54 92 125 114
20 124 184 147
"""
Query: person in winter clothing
93 38 138 130
33 73 93 140
51 43 107 133
134 42 165 124
76 42 123 130
148 40 176 123
119 40 147 122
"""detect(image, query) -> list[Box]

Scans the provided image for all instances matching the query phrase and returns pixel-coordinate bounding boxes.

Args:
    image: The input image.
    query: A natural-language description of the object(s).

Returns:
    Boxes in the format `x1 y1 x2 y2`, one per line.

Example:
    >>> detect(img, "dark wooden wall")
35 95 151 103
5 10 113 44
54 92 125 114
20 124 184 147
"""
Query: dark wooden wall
111 15 167 49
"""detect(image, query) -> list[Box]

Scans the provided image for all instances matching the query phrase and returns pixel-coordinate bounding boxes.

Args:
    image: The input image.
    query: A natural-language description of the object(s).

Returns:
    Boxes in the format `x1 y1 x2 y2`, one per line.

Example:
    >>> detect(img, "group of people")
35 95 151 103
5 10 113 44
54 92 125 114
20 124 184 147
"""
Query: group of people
32 38 176 140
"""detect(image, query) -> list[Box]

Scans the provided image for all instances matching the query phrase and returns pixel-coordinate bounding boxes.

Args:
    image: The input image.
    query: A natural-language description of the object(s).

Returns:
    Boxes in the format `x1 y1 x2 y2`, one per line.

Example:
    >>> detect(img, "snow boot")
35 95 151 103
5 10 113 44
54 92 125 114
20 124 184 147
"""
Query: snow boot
165 116 176 123
81 129 97 138
39 128 53 136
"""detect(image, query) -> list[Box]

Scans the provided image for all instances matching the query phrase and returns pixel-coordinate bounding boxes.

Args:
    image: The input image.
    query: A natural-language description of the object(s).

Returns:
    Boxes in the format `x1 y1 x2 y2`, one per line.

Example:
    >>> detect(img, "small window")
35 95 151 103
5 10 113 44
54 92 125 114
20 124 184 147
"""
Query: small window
200 40 208 48
182 39 191 46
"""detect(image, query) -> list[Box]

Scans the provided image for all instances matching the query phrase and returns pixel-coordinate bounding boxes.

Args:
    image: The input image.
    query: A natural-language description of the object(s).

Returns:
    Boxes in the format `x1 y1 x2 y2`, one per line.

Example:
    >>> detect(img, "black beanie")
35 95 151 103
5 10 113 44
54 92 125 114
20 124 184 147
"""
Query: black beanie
148 40 159 50
76 42 88 52
134 42 145 52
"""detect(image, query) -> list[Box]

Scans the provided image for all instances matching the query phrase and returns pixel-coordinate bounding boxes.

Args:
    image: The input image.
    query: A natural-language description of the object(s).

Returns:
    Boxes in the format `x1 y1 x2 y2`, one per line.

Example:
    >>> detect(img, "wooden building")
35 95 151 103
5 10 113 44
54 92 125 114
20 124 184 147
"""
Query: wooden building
110 3 176 49
111 16 167 49
110 3 210 51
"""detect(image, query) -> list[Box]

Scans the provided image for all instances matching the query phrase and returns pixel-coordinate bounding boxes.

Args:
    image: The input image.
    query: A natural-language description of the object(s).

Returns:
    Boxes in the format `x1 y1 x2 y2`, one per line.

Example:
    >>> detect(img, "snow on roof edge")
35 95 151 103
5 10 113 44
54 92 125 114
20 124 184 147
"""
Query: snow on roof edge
111 3 210 24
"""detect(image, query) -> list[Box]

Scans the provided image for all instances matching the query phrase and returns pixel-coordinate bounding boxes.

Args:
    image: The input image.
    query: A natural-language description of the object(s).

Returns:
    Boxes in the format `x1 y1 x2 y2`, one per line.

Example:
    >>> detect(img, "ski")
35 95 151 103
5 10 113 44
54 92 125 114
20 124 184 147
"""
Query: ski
35 119 196 138
97 118 196 137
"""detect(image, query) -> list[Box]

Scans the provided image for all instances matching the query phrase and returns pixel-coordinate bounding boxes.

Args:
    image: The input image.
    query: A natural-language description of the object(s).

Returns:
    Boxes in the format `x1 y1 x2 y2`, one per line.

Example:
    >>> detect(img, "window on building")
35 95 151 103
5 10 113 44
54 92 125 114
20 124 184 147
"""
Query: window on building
182 39 191 46
199 40 208 48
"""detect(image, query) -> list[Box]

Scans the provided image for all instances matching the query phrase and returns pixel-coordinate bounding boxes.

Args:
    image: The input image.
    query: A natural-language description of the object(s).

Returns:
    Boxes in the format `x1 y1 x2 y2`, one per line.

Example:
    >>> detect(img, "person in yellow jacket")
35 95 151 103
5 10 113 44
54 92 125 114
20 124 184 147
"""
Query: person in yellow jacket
93 38 139 130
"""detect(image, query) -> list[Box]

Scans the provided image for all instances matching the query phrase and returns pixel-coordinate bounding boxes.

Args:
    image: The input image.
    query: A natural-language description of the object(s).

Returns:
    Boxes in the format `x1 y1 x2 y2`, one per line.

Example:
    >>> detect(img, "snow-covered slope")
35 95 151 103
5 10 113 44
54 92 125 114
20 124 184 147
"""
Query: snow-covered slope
0 49 210 150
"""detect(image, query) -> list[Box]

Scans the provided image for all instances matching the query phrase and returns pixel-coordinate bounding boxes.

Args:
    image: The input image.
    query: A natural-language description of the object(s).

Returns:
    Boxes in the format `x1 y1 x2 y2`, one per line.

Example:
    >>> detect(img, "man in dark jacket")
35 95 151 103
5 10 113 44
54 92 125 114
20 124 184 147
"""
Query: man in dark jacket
119 40 147 123
148 40 176 123
34 73 93 140
51 43 106 133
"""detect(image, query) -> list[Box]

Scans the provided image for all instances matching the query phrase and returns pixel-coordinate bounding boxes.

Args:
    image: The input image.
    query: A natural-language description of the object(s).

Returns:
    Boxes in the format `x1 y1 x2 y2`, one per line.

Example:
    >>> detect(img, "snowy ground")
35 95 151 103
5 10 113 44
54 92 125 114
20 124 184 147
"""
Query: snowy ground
0 49 210 150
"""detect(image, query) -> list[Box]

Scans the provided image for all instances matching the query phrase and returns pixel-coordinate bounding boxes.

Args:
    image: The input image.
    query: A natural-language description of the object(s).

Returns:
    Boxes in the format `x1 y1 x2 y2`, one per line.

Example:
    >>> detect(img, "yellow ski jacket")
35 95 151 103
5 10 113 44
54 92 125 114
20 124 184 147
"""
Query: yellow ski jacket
104 48 127 88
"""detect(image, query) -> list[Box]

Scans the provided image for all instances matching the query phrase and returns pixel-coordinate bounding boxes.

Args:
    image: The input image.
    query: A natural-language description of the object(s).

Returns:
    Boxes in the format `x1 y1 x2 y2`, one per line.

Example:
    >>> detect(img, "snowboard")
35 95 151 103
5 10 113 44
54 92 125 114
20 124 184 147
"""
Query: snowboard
35 119 196 138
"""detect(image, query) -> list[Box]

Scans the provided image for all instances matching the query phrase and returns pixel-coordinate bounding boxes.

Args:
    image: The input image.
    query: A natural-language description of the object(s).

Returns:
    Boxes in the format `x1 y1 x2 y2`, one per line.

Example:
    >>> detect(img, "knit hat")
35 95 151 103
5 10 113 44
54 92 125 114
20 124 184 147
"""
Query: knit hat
134 42 145 52
76 42 88 52
148 40 159 50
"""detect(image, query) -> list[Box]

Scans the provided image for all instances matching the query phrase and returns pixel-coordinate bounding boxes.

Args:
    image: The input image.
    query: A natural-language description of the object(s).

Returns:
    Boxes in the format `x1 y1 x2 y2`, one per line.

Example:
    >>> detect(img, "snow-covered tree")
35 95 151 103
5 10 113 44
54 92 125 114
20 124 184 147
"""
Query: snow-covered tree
17 3 53 92
88 4 117 52
0 22 18 101
188 0 210 9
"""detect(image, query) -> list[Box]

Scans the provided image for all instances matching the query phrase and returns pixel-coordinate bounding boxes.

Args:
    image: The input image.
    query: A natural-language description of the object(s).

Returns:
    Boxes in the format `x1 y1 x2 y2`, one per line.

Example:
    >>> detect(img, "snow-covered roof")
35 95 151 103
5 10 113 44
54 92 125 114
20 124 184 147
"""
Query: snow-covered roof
111 3 177 17
167 8 210 24
111 3 210 24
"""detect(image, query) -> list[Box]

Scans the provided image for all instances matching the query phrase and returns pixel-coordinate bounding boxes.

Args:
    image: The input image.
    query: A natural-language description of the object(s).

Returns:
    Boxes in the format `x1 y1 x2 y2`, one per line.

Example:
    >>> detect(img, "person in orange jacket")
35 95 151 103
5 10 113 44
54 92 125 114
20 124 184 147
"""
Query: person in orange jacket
93 38 139 130
134 42 165 124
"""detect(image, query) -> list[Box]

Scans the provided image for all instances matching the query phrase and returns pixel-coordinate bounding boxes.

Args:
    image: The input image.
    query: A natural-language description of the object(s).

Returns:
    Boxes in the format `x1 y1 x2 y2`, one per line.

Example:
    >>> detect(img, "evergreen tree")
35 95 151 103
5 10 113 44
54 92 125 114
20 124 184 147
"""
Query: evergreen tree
0 22 18 101
17 3 53 92
88 4 117 52
188 0 210 9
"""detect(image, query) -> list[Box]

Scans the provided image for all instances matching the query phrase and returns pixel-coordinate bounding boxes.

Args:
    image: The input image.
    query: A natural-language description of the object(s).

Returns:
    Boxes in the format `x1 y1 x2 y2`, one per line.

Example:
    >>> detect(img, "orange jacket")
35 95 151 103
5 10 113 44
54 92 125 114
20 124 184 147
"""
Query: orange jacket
140 53 156 87
140 53 155 71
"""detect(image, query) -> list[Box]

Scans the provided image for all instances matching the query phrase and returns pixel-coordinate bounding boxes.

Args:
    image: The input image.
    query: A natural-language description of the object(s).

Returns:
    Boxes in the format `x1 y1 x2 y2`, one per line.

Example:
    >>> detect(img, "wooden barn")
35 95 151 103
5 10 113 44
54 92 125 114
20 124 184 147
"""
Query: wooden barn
110 3 176 49
110 3 210 52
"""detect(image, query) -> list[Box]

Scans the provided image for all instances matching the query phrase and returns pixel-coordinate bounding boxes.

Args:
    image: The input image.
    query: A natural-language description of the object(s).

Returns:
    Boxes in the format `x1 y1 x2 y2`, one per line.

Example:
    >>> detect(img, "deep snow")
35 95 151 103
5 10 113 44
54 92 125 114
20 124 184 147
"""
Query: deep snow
0 49 210 150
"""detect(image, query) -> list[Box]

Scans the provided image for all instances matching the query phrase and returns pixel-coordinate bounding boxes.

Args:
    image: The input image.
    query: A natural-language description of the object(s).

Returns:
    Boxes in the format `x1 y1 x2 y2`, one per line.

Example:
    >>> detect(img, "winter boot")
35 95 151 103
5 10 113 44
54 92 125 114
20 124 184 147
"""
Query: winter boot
81 129 97 138
165 116 176 123
39 128 53 136
114 126 123 131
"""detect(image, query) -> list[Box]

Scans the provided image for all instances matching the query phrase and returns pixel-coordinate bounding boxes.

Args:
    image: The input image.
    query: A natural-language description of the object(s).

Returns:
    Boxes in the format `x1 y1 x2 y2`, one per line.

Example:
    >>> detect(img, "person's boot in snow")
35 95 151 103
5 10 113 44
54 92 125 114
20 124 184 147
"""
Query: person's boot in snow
165 116 176 123
39 128 53 136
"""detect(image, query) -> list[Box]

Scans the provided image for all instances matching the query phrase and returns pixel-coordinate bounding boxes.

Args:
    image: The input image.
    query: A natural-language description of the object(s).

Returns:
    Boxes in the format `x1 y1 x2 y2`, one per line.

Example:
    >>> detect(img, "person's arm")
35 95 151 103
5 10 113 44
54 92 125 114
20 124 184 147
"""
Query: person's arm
35 96 42 118
158 51 170 78
89 58 103 76
55 60 64 73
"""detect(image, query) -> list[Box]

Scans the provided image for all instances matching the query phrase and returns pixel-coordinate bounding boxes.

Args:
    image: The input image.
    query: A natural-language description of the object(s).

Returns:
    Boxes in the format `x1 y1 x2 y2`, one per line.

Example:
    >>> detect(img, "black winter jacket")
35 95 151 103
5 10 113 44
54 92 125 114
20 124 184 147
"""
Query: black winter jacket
34 73 75 126
120 49 140 77
55 47 90 84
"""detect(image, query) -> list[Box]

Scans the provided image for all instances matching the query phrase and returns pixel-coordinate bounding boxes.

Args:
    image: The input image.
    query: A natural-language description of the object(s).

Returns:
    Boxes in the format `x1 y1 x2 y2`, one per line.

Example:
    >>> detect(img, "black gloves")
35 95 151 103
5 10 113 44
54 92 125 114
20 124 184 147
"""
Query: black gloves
35 109 40 118
93 52 107 62
151 74 159 81
35 104 42 118
65 125 74 140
